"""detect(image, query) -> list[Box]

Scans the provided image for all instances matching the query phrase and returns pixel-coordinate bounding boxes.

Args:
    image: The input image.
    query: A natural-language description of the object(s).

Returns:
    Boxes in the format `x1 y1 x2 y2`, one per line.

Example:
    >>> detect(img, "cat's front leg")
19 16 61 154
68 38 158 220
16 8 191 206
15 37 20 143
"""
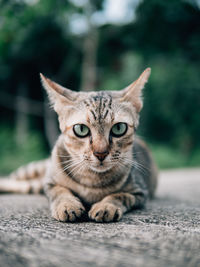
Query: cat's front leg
89 192 142 222
45 184 85 222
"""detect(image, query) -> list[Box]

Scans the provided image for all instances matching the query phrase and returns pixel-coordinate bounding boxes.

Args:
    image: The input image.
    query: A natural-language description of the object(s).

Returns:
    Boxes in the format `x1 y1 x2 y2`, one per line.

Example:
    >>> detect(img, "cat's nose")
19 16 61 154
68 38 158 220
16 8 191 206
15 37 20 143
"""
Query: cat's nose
93 150 109 162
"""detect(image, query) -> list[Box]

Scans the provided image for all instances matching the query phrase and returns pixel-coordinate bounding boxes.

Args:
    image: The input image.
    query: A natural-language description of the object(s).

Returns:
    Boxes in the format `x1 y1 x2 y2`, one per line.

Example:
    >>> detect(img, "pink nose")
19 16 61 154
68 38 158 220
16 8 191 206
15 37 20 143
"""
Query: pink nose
93 150 109 162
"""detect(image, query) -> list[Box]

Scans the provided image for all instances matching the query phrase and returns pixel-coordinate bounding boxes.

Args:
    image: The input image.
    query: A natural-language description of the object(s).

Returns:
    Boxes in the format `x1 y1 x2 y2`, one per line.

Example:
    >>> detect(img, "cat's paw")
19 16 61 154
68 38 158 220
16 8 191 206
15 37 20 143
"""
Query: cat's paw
51 198 85 222
89 202 123 222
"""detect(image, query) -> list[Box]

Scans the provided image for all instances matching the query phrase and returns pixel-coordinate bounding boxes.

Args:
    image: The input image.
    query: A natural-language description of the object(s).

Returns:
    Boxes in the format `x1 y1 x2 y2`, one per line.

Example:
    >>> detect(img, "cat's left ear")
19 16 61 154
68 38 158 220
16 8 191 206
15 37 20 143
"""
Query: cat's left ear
120 68 151 112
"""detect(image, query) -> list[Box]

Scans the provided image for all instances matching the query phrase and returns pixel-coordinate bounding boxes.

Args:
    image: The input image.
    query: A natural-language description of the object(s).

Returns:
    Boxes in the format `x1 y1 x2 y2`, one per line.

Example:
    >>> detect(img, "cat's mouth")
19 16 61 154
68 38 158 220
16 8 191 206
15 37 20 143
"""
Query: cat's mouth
89 163 112 173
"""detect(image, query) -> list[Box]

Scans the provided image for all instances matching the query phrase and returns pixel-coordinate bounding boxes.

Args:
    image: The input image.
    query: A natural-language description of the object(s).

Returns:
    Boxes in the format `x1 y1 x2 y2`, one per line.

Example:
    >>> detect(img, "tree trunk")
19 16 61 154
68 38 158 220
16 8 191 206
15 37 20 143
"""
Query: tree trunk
43 98 59 150
15 84 29 145
80 1 98 92
81 30 98 91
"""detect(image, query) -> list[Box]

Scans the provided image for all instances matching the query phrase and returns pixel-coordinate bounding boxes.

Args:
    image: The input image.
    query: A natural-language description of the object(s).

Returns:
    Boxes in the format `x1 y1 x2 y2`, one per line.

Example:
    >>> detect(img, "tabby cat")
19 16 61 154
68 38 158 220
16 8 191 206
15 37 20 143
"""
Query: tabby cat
0 68 158 222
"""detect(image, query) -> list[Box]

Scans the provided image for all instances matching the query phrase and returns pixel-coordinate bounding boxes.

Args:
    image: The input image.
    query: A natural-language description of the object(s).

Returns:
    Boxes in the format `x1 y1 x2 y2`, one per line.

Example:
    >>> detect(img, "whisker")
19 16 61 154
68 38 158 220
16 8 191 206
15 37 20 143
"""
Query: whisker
118 155 150 175
112 161 126 172
56 152 81 158
62 159 84 172
66 160 85 177
128 161 149 175
54 164 67 178
134 161 150 173
132 151 143 156
60 159 77 165
56 154 72 158
53 158 84 178
72 162 86 177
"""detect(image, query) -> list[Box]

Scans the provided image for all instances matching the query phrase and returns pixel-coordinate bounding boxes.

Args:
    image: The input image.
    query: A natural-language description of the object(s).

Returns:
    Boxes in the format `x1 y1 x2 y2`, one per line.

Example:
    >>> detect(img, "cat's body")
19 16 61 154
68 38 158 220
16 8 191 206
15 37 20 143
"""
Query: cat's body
0 68 158 222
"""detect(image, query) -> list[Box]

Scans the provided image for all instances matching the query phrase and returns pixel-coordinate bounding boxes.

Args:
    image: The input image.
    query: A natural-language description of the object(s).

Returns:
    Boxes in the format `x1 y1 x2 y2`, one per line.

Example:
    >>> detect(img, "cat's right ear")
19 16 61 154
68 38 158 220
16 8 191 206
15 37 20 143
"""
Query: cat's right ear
120 68 151 112
40 73 77 112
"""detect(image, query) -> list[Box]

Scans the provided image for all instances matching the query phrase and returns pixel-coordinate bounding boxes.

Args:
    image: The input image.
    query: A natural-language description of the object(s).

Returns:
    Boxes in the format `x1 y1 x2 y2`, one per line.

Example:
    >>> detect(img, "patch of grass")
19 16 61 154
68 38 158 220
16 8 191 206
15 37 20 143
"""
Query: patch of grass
0 127 48 175
150 144 200 169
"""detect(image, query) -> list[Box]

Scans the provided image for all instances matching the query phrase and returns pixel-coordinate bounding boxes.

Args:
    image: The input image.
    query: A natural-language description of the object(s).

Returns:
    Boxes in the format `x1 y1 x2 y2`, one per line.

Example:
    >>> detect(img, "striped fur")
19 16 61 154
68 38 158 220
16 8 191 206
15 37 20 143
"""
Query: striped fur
9 159 49 181
0 68 158 222
0 159 49 194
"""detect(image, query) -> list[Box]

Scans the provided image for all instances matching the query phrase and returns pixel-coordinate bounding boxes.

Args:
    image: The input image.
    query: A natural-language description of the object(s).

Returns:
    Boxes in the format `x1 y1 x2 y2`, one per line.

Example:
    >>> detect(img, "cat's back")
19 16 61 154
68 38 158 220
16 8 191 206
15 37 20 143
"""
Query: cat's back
132 137 158 198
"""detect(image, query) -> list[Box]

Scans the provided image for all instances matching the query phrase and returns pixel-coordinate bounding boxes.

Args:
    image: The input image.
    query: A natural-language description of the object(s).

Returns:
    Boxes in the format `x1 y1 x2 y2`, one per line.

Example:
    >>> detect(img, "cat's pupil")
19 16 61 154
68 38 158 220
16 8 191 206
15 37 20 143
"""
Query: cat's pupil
117 124 120 131
80 125 84 132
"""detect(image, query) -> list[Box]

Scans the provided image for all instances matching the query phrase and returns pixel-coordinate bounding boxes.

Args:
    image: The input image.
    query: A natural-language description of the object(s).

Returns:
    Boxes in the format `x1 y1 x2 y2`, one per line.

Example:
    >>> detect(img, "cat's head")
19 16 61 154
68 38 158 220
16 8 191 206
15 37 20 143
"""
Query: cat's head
40 68 151 174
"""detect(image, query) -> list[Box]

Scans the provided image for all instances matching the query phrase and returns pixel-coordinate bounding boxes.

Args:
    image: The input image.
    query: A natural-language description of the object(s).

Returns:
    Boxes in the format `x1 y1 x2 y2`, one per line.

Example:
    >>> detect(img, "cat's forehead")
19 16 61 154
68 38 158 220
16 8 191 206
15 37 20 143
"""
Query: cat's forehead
75 91 135 125
83 91 112 106
82 92 113 123
65 91 136 127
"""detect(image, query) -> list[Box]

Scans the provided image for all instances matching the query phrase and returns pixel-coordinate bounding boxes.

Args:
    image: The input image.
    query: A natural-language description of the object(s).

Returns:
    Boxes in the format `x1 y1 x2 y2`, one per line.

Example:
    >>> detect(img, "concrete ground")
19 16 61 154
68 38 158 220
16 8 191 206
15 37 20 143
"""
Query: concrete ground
0 168 200 267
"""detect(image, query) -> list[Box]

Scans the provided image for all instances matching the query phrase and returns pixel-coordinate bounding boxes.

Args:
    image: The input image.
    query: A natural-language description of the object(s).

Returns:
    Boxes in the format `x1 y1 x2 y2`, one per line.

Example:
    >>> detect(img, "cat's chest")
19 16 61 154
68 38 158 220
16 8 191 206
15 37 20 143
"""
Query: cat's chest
56 172 128 204
73 185 110 204
65 177 113 204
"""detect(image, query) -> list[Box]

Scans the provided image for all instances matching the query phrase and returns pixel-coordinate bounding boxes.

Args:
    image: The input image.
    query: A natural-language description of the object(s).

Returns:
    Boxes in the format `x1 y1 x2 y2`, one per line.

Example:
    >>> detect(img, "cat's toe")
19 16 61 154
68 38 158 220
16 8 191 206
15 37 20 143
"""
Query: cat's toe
104 206 122 222
51 200 85 222
89 202 123 222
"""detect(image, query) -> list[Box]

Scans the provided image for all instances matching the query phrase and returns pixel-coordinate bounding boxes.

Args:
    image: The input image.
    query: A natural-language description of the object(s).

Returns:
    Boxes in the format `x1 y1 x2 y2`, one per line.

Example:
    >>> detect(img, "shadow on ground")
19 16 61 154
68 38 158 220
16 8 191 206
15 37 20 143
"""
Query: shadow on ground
0 168 200 267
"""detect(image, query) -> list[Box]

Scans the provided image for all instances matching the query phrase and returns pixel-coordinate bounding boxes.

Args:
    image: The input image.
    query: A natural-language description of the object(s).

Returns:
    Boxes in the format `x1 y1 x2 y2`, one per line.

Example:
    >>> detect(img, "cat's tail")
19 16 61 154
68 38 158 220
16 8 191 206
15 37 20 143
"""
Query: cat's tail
0 159 50 194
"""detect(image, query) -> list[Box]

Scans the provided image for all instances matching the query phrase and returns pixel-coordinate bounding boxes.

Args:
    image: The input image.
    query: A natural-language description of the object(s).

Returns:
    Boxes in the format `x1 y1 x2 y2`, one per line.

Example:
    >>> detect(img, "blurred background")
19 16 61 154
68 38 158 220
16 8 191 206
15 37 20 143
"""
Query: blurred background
0 0 200 174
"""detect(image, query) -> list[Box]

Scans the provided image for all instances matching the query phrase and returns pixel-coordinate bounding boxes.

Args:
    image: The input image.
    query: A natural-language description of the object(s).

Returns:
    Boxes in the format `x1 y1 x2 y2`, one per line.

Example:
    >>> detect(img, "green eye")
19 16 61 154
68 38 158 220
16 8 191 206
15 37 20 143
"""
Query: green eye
111 122 127 137
73 124 90 138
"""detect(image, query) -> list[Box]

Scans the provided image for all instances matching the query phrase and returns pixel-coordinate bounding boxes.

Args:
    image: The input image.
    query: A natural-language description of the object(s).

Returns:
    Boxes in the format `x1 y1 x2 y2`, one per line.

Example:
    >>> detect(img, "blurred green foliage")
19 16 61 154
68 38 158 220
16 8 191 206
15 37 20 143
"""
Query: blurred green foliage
0 0 200 172
150 143 200 169
0 126 48 174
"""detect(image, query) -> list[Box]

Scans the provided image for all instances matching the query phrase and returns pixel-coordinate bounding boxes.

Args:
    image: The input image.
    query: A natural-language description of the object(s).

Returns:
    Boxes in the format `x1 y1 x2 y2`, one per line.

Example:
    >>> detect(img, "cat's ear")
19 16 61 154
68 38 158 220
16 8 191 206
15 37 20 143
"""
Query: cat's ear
120 68 151 112
40 73 77 112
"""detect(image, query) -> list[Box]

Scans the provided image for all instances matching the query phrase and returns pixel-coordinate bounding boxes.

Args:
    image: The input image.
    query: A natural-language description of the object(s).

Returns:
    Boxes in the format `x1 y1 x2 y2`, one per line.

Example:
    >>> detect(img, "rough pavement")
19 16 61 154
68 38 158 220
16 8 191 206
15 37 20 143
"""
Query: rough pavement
0 168 200 267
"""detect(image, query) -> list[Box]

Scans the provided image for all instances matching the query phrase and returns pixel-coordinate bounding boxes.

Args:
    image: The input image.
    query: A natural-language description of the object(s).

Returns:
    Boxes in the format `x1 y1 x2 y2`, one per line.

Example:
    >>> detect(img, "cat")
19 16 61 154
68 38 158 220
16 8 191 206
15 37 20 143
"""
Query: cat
0 68 158 222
